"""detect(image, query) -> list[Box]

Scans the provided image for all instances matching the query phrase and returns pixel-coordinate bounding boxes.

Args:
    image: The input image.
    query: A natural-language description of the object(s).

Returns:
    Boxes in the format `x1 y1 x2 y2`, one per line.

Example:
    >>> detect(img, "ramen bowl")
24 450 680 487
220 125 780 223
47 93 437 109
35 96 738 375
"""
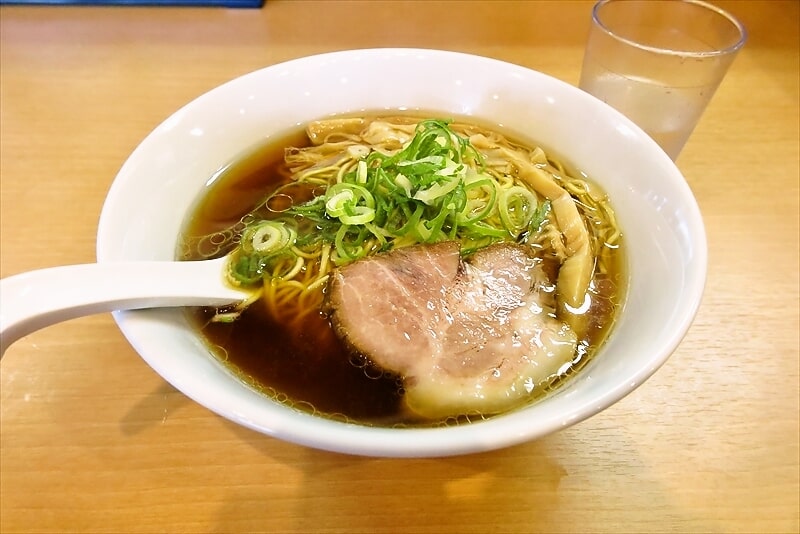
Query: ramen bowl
97 48 706 457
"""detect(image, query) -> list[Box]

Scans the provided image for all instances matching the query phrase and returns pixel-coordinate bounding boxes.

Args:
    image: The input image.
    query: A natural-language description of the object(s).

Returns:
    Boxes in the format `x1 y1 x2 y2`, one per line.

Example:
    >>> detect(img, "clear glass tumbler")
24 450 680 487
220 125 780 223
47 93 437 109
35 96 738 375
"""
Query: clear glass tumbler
579 0 747 159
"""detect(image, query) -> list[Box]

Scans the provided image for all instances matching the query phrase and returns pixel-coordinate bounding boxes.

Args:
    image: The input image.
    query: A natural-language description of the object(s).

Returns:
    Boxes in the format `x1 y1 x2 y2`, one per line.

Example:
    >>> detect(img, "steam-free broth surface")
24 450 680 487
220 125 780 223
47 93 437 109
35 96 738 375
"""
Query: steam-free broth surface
179 116 625 426
193 298 406 424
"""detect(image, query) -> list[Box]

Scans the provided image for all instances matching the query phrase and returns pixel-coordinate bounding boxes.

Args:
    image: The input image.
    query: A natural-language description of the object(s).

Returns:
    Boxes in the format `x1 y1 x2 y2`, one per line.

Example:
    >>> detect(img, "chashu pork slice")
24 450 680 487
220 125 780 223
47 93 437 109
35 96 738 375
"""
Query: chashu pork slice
327 241 578 419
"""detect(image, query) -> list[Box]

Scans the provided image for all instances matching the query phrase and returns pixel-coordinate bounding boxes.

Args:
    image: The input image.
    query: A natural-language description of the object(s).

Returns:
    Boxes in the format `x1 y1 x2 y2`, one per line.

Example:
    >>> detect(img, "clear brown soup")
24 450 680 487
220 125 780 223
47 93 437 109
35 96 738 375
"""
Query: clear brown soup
178 118 624 427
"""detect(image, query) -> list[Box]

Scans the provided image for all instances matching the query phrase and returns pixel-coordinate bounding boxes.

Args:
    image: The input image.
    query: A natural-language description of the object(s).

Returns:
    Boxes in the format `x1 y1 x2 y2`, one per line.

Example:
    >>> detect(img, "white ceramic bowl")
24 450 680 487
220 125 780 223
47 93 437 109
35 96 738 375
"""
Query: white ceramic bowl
97 48 706 457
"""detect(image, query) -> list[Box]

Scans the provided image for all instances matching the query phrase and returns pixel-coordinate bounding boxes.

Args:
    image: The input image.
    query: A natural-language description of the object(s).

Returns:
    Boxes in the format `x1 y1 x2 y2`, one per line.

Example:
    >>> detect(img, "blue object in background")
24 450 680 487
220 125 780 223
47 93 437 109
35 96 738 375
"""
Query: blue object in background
0 0 264 6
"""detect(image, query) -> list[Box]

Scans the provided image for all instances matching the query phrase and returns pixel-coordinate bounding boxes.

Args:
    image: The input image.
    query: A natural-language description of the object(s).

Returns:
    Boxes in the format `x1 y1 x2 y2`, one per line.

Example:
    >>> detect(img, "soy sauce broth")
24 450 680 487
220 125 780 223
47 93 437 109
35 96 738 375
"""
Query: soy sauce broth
177 117 625 427
179 125 414 426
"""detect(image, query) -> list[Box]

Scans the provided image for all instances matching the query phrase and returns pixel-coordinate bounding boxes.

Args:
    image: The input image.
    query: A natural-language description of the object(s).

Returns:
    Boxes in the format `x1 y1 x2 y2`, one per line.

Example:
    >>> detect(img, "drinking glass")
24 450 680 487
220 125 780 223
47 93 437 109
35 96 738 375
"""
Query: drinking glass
579 0 747 159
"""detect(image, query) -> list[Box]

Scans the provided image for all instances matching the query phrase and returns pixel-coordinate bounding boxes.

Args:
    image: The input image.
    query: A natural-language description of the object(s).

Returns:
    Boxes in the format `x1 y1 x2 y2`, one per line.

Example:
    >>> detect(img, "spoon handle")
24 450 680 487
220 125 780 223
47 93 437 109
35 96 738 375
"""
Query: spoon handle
0 258 247 356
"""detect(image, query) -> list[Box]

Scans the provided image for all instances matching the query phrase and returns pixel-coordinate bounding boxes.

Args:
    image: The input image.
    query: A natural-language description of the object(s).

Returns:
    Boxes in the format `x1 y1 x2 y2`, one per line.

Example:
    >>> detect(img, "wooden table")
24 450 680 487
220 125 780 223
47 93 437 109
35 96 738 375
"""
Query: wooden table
1 1 797 532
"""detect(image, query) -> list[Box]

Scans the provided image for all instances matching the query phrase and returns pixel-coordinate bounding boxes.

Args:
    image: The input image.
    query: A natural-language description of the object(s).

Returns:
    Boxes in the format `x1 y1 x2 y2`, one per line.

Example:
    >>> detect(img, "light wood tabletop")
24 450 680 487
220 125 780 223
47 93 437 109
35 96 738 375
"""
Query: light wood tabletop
1 1 798 532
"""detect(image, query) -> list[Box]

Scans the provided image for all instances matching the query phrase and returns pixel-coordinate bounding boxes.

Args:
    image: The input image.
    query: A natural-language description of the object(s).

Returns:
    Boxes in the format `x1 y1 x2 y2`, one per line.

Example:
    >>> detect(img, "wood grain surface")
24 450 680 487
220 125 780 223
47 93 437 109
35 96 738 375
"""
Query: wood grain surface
1 1 798 532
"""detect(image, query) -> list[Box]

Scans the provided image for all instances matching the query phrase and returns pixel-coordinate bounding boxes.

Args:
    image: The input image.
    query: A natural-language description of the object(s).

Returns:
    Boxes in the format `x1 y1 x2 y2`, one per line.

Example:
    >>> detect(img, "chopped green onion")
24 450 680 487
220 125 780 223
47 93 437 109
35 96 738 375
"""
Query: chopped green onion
356 160 368 184
242 221 296 254
227 119 553 288
339 206 375 225
498 185 539 237
395 174 413 197
413 173 461 205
